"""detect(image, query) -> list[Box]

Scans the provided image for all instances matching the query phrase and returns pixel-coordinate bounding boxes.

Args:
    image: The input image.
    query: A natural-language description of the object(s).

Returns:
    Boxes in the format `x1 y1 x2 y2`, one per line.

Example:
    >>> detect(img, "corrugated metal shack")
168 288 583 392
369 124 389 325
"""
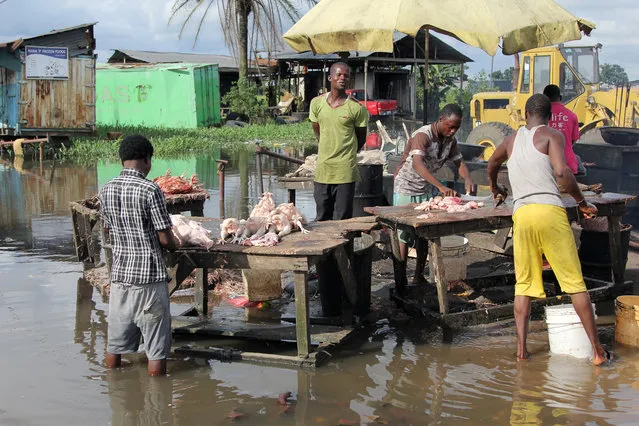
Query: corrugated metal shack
96 63 221 128
107 50 264 100
0 23 96 138
275 31 473 118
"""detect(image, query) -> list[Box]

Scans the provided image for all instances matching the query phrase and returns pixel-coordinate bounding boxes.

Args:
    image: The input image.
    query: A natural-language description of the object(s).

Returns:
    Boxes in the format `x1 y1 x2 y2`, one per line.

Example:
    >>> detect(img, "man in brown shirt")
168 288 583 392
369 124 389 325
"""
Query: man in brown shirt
393 104 473 284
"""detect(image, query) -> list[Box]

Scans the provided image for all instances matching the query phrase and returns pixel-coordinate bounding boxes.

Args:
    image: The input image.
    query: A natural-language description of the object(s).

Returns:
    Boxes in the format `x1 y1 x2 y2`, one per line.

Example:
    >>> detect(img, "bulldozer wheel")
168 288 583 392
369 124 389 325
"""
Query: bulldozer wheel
466 122 514 160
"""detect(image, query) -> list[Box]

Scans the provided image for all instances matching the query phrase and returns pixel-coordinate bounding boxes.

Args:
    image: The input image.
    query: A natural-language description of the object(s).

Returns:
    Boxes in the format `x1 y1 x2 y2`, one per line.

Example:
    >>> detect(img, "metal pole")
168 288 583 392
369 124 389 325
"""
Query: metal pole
423 29 430 125
459 63 464 106
256 145 304 164
322 61 326 93
490 55 494 88
255 142 264 196
413 37 417 121
216 159 228 219
364 58 368 103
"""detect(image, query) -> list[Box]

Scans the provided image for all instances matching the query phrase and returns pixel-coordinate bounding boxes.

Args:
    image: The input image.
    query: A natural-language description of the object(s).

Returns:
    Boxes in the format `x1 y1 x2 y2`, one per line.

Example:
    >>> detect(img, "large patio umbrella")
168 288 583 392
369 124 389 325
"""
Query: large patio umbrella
283 0 595 122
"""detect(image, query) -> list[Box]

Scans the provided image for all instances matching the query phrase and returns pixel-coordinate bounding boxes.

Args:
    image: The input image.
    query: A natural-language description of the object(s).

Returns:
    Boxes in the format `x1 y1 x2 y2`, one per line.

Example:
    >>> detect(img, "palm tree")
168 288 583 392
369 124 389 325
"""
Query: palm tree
171 0 315 80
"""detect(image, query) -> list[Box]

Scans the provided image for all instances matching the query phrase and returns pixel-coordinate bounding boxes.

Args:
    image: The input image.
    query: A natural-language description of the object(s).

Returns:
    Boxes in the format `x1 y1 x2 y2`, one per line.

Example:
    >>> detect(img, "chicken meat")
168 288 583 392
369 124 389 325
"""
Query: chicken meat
272 203 309 234
170 215 215 249
250 192 276 218
413 196 484 213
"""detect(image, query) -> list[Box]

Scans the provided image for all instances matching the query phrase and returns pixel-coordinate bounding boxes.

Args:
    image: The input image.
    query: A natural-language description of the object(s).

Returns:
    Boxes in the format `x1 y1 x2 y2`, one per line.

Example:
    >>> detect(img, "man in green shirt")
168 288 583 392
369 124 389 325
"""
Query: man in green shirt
309 62 369 220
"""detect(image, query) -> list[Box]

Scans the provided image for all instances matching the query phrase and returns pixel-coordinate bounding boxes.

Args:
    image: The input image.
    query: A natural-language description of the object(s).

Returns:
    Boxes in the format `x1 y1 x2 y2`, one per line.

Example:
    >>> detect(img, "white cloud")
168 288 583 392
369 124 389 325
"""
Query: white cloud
0 0 636 78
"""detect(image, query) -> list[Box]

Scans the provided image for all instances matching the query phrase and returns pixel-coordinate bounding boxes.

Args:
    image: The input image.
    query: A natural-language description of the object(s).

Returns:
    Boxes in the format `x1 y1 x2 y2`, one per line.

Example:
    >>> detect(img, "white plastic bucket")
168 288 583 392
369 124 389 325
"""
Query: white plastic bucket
440 235 469 282
545 303 596 358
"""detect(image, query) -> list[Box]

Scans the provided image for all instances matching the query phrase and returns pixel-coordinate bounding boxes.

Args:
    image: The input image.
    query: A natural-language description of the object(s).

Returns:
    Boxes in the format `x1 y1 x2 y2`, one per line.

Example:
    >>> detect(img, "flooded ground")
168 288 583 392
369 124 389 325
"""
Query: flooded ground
1 152 639 425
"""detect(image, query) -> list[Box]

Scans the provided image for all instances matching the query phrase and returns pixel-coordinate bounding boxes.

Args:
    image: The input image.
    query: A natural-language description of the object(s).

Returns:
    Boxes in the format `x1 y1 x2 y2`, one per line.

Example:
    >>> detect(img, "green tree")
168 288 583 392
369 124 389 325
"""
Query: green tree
491 67 514 81
222 78 268 123
600 63 629 86
441 71 498 141
416 64 461 121
171 0 315 80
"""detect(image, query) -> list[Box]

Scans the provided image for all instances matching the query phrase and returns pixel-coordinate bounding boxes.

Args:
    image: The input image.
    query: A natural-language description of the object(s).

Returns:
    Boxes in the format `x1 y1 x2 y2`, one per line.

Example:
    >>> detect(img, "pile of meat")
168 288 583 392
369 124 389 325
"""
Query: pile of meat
220 192 309 247
153 170 203 194
285 154 317 178
414 196 485 214
171 215 216 249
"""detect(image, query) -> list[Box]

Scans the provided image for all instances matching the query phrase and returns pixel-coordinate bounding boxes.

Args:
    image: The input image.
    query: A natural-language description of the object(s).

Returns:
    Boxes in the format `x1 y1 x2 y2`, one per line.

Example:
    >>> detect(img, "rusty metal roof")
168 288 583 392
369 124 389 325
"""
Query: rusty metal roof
275 31 473 65
0 22 96 56
107 49 277 73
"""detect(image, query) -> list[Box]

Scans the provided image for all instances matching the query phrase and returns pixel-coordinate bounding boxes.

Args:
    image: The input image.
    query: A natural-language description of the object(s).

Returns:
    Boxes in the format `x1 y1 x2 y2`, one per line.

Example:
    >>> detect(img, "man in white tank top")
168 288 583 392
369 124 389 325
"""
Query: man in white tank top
487 94 611 366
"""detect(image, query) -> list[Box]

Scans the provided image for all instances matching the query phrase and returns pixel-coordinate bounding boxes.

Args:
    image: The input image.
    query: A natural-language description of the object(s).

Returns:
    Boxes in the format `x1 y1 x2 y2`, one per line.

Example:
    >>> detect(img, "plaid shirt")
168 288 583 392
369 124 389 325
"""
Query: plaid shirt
99 168 173 284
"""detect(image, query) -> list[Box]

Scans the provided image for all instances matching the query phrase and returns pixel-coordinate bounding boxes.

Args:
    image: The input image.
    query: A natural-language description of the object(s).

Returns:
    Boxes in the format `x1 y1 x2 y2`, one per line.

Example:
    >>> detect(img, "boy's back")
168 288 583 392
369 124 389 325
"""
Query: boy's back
100 168 173 285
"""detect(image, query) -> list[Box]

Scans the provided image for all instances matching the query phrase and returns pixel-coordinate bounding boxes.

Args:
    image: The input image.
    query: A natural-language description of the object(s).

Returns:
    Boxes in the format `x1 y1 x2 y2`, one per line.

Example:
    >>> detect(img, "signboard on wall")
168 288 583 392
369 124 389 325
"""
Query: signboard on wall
25 46 69 80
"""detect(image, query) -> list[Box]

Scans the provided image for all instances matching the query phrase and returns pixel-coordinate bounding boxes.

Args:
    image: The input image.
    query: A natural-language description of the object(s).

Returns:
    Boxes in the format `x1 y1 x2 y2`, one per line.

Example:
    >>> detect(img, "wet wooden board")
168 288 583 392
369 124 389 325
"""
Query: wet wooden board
394 277 633 329
172 316 353 345
365 193 635 231
172 216 379 258
164 191 209 204
278 177 314 190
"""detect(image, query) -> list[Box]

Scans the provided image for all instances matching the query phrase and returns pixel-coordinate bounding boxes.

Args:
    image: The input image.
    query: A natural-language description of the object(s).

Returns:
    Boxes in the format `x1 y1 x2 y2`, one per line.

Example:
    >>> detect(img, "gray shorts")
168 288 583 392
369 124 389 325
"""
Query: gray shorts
107 281 172 360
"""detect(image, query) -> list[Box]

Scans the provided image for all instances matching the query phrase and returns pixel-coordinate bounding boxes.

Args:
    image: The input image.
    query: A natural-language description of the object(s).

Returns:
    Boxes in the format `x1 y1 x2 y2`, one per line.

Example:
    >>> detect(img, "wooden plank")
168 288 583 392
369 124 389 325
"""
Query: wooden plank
165 251 310 271
607 216 623 285
278 177 314 192
194 268 208 316
389 224 408 294
294 270 310 358
167 255 196 296
429 238 449 314
71 208 89 262
493 227 511 250
333 245 358 305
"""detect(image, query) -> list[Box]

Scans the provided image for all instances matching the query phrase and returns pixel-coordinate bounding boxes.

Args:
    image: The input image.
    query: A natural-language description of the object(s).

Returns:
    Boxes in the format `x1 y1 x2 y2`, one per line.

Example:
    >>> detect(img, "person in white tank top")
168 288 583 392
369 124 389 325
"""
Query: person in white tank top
487 94 611 366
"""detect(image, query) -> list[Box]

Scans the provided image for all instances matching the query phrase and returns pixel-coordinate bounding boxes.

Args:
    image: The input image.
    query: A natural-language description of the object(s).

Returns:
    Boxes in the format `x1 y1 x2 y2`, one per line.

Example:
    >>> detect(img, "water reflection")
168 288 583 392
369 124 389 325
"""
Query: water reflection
0 146 317 255
3 146 639 424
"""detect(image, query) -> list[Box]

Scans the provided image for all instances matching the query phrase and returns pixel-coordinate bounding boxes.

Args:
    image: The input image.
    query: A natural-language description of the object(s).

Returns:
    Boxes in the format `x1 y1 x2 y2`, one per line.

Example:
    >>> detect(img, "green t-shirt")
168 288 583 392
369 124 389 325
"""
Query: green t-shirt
309 95 369 184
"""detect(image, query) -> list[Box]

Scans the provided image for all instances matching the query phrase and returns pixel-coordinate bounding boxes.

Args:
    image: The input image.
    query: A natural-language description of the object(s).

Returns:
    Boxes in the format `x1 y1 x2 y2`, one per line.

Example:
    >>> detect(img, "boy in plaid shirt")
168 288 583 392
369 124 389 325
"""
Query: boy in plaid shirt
100 135 179 376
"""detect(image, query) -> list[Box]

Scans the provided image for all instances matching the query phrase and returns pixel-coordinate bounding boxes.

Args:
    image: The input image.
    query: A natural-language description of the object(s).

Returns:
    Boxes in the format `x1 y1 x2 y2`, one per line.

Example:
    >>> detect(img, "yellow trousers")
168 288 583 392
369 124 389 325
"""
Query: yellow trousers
513 204 587 298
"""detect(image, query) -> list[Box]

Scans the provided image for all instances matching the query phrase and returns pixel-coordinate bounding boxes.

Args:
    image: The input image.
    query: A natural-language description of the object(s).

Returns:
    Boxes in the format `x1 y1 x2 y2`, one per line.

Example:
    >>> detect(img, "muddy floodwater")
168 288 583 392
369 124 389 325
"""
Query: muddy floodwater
1 152 639 425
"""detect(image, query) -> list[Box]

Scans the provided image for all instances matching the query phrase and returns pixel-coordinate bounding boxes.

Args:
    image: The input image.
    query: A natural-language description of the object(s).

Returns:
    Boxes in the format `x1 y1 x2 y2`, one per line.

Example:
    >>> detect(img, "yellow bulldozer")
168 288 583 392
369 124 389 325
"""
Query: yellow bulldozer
467 44 639 160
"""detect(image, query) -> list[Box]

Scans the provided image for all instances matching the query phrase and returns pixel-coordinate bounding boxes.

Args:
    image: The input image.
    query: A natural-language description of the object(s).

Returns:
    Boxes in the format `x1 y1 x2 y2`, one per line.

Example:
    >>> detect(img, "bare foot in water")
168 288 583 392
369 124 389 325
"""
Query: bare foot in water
593 349 613 366
516 351 531 361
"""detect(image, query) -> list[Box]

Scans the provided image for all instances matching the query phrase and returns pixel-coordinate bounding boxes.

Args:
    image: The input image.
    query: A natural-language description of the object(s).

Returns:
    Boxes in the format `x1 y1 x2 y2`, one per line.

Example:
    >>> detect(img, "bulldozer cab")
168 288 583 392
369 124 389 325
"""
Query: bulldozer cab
468 45 604 159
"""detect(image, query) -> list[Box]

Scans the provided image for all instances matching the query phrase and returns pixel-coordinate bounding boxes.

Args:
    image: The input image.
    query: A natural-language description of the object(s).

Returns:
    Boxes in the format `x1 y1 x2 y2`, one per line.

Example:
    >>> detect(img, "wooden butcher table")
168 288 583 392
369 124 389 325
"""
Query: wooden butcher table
365 193 636 315
163 217 377 366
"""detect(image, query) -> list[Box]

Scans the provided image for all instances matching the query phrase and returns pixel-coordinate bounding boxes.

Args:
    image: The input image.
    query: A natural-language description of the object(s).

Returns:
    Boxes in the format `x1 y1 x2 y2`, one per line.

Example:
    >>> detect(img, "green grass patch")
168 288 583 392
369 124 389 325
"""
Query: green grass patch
58 123 317 164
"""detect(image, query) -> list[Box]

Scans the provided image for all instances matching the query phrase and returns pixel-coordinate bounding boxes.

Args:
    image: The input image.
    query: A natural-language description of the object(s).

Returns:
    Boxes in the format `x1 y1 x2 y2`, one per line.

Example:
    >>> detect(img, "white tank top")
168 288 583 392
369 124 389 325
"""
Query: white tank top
508 125 563 213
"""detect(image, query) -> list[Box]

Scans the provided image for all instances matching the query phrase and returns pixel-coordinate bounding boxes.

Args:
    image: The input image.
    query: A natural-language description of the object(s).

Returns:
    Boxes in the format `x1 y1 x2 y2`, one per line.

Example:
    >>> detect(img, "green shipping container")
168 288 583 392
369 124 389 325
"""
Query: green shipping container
96 63 221 128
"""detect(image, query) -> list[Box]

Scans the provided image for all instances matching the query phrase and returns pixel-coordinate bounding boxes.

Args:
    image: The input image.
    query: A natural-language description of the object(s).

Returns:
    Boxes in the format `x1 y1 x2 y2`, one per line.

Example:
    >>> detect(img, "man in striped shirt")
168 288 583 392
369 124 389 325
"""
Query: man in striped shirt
99 135 179 376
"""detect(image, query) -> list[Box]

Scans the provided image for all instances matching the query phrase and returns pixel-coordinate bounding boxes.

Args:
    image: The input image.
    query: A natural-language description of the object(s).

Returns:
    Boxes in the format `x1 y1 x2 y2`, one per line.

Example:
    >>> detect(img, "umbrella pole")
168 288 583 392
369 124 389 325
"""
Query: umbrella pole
423 29 429 125
322 61 326 93
364 59 368 103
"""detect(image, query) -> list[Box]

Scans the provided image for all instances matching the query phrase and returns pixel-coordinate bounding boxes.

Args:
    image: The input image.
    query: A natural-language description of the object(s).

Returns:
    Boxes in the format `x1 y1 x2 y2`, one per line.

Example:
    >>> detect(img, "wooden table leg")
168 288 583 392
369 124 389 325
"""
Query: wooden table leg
288 188 296 205
195 268 208 316
389 225 408 294
607 216 624 285
295 370 311 423
294 270 310 358
429 238 449 314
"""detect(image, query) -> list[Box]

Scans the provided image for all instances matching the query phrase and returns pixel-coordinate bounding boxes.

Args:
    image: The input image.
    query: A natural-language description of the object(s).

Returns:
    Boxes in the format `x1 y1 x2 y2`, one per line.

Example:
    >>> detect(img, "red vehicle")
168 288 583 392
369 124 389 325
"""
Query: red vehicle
346 89 397 116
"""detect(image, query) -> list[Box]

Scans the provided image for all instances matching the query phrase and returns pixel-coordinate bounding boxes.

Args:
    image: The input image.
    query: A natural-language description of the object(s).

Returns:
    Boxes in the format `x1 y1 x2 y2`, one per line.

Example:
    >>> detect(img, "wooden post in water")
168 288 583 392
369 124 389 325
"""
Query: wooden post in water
255 142 264 196
216 160 228 219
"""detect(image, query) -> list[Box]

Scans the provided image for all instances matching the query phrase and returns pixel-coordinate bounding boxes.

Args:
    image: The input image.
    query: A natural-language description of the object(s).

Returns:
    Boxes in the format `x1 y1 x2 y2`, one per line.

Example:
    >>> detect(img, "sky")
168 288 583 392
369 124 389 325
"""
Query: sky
0 0 637 80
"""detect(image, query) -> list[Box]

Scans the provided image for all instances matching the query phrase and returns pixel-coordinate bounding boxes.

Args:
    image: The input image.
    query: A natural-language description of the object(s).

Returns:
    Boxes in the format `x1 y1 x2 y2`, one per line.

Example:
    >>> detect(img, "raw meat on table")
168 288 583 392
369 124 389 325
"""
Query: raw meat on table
171 215 215 249
414 196 484 213
153 170 203 194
